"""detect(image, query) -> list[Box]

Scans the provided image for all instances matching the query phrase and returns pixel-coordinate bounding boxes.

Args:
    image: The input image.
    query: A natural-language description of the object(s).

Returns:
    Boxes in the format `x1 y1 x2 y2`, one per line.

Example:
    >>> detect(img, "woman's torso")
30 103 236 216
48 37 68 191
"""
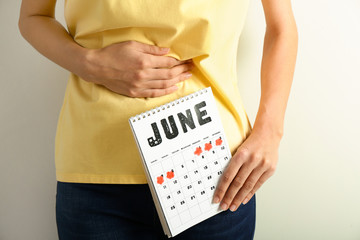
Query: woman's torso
55 0 251 183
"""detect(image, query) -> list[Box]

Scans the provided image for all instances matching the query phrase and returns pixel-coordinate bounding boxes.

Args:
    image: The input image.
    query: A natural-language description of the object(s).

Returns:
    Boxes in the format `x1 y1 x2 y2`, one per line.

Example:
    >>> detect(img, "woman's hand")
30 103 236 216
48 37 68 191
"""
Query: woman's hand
19 1 192 99
81 40 193 98
213 127 281 212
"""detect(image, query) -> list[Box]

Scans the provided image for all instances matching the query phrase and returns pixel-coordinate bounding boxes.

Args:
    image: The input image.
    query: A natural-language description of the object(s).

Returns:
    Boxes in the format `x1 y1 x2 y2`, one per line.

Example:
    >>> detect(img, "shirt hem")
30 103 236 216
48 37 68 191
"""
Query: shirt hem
56 172 148 184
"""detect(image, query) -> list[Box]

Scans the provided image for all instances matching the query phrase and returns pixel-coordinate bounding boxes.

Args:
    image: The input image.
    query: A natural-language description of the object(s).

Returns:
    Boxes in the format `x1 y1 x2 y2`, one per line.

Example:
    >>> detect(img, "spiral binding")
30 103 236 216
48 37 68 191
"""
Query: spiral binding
130 87 210 123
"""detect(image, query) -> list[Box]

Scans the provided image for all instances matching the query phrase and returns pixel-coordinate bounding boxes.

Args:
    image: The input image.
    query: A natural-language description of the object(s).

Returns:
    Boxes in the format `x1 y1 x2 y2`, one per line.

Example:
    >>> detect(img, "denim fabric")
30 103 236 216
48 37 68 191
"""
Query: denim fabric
56 182 255 240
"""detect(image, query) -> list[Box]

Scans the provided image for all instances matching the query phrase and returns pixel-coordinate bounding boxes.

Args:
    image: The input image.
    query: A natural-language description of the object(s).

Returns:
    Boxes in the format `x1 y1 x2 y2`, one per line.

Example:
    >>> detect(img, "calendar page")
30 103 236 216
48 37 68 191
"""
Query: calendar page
129 87 232 238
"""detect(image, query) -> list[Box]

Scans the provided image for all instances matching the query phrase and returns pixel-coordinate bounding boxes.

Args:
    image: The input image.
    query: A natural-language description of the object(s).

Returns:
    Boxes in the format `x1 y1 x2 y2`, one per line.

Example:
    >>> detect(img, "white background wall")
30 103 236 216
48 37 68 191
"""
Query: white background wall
1 0 359 239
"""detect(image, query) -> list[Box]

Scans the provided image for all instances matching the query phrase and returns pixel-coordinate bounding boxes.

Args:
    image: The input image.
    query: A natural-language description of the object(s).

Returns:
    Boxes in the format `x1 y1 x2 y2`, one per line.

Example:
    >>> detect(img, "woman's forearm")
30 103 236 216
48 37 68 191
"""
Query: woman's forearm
252 23 298 140
18 0 193 98
18 8 88 79
212 20 298 209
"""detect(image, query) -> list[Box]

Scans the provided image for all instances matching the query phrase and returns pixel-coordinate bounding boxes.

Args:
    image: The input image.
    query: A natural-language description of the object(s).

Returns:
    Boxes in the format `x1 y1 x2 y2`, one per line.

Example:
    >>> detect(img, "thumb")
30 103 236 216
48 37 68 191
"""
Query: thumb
135 41 170 55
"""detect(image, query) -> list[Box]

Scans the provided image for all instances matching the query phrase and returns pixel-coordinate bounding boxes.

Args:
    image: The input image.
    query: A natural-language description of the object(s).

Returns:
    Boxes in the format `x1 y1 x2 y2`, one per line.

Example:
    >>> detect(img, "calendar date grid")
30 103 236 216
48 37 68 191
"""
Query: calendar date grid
150 134 231 229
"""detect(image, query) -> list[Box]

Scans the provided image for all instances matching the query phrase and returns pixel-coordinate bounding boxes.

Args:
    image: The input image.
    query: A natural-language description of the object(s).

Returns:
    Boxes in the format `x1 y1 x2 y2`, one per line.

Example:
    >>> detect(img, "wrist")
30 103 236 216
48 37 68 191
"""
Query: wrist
80 48 98 83
73 47 101 84
252 123 283 141
251 115 284 143
251 99 287 141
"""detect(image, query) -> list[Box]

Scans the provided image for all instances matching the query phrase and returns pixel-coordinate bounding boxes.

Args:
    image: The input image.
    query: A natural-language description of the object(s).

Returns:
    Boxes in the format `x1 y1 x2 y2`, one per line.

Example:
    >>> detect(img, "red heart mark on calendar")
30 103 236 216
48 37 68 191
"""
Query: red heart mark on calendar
157 175 164 184
216 137 223 146
194 147 202 156
204 141 212 151
167 169 175 179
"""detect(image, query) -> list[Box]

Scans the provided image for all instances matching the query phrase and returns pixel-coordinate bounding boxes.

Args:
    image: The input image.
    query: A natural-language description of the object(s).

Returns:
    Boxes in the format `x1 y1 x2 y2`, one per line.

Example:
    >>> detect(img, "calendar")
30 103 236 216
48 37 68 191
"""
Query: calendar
129 87 232 238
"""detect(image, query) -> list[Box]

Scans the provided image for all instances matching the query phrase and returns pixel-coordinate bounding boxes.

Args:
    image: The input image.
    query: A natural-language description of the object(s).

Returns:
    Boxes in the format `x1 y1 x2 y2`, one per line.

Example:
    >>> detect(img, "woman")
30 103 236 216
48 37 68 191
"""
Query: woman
18 0 297 239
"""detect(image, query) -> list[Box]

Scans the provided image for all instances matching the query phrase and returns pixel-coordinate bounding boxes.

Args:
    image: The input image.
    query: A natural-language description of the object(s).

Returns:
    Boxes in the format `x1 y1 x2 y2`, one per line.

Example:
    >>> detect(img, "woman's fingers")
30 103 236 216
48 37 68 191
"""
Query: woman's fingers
241 171 272 205
137 86 180 98
125 70 192 98
113 66 193 98
145 72 193 89
212 136 278 212
228 168 268 212
124 62 193 95
129 40 171 56
145 62 193 80
217 160 258 210
86 40 195 97
122 63 193 97
128 40 191 68
148 55 192 69
212 151 247 206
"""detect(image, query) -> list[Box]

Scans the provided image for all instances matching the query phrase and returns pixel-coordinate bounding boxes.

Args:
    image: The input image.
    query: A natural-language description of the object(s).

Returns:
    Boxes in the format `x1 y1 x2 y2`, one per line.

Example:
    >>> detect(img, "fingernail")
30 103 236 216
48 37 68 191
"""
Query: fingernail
230 204 237 212
242 197 249 205
185 72 192 78
220 203 228 210
213 196 220 204
161 47 170 52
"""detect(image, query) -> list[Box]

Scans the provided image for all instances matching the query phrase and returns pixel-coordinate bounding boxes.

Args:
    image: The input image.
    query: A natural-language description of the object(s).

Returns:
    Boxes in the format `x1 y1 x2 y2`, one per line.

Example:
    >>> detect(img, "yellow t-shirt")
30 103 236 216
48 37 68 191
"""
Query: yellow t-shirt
55 0 252 184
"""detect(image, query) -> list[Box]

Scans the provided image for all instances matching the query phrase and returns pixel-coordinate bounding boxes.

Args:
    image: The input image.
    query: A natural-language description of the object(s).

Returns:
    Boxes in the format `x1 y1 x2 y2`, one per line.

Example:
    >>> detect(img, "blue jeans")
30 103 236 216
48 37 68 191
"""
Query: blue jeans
56 182 256 240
